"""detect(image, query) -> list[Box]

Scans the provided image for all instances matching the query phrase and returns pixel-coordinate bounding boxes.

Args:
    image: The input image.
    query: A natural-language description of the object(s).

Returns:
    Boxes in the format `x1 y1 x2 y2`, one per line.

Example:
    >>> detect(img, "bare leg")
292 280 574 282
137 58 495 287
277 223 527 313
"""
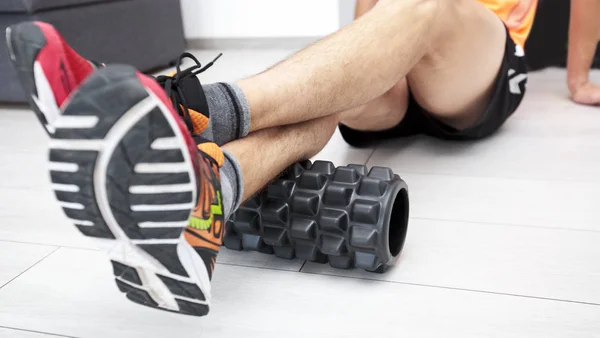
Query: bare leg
239 0 442 132
342 0 507 132
239 0 507 135
339 0 410 132
405 0 506 129
222 0 508 204
341 80 410 131
567 0 600 105
223 114 340 201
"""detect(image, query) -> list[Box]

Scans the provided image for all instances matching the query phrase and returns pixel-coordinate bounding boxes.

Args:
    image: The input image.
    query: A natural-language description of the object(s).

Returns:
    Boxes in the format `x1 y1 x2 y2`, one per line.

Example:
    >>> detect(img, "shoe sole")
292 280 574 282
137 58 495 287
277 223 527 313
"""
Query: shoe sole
45 65 211 316
6 22 71 136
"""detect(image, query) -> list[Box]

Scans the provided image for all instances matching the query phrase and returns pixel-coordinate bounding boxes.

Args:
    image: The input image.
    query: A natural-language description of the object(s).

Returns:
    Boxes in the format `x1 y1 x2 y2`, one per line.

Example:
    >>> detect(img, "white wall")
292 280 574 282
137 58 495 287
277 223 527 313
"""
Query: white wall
180 0 341 39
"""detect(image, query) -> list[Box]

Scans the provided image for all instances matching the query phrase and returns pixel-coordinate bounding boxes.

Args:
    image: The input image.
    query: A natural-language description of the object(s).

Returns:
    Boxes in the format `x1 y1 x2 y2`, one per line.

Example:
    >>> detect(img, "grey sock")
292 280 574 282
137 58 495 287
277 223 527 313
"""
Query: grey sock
201 83 251 146
219 149 244 220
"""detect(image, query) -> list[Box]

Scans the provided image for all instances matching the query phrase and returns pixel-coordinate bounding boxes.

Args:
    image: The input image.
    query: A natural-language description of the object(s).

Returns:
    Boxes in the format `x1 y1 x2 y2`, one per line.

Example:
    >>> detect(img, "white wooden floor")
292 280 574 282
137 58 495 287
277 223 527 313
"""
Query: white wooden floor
0 50 599 338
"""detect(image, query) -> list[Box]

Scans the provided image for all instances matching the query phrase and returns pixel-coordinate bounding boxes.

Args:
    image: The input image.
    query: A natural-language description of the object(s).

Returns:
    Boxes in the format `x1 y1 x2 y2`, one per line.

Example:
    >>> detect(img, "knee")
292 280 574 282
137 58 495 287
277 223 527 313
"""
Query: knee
377 0 450 33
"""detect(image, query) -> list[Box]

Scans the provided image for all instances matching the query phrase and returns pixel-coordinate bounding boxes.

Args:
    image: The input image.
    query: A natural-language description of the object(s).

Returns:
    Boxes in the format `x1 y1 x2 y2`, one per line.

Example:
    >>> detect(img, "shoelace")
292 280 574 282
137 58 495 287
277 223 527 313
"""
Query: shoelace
155 52 223 134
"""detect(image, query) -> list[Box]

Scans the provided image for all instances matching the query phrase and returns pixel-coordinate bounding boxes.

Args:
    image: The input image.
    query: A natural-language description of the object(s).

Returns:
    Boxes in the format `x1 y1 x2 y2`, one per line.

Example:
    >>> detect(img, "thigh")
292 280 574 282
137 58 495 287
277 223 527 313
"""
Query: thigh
407 0 508 130
338 81 427 148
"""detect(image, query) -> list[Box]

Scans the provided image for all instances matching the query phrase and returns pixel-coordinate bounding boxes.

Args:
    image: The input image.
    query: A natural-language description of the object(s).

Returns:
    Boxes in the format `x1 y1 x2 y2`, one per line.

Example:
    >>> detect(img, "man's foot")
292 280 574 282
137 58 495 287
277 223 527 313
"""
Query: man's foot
44 64 225 316
7 21 221 141
5 21 98 135
154 52 221 136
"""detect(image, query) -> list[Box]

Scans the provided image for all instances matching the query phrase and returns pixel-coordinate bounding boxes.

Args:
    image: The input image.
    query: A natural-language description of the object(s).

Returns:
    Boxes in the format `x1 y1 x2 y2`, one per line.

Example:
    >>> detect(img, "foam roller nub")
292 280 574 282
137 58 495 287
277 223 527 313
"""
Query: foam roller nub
224 160 409 273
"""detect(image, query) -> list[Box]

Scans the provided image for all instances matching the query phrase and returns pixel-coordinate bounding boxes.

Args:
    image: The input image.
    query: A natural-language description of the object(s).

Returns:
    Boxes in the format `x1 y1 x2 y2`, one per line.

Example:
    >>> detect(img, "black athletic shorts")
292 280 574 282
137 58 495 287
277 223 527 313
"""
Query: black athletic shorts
339 26 528 147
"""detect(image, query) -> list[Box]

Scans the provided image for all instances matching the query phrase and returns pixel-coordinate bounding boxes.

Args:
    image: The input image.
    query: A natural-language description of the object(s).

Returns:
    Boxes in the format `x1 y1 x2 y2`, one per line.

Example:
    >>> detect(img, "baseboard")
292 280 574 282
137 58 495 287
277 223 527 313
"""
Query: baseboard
186 37 323 50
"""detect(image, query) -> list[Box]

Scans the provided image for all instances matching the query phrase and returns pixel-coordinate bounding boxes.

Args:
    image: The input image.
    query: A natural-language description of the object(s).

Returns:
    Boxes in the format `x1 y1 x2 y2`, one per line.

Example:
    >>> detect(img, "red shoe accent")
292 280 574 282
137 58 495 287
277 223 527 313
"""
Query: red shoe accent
34 22 93 107
137 73 202 178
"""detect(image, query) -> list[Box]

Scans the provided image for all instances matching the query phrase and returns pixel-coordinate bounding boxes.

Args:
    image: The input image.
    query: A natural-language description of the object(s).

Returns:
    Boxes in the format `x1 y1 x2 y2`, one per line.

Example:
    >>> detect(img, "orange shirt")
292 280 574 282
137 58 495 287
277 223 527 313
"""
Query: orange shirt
478 0 538 47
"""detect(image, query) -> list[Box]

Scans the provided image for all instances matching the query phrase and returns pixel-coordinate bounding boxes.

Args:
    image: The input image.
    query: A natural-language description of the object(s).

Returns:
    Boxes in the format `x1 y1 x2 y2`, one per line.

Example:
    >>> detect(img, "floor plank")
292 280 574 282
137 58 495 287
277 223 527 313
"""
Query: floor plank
369 132 600 182
399 173 599 231
303 218 600 304
0 242 56 288
0 248 598 338
369 69 600 181
0 327 75 338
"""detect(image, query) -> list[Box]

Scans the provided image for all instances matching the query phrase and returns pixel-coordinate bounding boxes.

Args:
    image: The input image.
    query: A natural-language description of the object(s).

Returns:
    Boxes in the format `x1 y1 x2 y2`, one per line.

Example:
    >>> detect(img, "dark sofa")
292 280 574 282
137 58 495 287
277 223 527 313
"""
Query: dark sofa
0 0 186 102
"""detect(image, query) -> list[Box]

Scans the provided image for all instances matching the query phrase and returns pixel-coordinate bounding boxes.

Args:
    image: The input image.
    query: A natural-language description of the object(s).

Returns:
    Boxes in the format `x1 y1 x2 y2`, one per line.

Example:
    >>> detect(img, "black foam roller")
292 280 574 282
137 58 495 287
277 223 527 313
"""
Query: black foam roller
224 160 410 273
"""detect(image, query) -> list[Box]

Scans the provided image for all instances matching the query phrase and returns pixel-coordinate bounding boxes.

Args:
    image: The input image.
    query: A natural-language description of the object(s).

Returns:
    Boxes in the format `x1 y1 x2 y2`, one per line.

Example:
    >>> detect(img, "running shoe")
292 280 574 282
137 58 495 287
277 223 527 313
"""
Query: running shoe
5 21 99 135
54 65 224 316
6 21 215 139
8 22 226 316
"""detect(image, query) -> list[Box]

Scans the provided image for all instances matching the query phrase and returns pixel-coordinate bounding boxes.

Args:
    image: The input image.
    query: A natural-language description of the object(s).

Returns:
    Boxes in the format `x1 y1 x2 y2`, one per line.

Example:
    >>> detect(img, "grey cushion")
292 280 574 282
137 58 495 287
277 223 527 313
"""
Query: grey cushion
0 0 186 102
0 14 27 101
1 0 121 13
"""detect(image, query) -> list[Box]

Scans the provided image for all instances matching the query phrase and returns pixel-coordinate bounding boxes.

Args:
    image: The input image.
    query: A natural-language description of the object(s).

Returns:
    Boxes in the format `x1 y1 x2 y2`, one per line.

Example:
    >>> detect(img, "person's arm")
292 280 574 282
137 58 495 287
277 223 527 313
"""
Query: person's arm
354 0 379 19
567 0 600 105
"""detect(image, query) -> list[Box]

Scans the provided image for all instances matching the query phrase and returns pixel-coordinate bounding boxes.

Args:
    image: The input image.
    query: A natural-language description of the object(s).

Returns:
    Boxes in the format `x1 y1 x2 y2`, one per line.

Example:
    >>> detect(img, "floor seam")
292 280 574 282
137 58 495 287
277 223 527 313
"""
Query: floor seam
297 270 600 307
0 247 61 290
218 261 303 273
0 325 79 338
393 168 600 184
217 264 600 307
0 239 95 251
410 217 600 234
363 148 377 166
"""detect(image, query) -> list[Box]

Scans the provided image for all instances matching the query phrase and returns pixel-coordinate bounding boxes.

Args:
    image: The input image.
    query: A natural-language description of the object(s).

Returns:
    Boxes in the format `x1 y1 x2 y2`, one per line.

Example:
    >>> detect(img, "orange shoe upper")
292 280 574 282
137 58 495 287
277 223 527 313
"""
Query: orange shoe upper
183 143 225 279
164 71 211 135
